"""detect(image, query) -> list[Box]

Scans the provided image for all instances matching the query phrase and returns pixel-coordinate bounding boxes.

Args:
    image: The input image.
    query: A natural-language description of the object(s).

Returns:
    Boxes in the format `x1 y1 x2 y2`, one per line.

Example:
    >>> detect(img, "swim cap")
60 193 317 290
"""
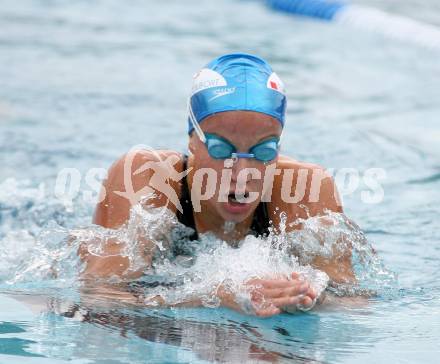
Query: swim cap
188 53 287 134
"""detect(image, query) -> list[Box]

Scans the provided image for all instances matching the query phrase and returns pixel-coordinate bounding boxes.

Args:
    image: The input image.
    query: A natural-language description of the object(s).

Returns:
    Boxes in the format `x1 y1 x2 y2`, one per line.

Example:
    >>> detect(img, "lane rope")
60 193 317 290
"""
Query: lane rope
266 0 440 49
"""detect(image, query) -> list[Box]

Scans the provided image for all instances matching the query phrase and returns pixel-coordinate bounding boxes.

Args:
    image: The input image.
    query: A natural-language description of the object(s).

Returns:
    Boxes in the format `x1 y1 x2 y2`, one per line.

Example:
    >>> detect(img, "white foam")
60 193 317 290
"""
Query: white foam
0 184 396 307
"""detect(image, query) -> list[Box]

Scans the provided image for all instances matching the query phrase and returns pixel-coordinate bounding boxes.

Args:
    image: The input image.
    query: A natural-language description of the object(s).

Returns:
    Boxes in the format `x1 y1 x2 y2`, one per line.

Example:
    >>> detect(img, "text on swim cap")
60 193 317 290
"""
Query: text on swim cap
191 68 227 95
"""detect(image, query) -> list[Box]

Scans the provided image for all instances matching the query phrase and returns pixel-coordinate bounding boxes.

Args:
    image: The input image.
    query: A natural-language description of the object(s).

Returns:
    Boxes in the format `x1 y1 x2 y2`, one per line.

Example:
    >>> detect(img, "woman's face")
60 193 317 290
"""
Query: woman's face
188 110 282 223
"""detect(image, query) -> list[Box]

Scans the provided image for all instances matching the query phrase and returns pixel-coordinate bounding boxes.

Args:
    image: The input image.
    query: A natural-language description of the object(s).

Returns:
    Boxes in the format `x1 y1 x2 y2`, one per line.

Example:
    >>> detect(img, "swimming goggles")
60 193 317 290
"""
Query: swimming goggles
188 100 280 163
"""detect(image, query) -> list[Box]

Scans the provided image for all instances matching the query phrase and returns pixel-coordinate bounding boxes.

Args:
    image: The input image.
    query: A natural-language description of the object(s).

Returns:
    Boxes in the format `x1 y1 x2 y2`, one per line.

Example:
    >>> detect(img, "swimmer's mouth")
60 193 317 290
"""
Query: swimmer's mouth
228 192 249 204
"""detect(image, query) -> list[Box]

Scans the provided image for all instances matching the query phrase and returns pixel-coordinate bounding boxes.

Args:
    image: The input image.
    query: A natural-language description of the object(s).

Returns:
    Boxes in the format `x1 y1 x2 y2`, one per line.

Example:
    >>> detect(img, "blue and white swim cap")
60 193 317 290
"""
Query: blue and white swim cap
188 53 287 134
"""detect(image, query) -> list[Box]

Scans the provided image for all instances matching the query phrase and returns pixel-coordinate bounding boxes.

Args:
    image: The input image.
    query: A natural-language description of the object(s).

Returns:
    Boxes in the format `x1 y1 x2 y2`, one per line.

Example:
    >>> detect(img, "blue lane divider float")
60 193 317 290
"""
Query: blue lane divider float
266 0 346 21
265 0 440 50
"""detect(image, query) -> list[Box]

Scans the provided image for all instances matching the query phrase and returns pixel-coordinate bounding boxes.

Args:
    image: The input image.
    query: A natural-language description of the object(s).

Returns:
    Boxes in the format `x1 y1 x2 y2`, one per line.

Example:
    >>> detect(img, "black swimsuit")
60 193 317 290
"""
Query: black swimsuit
175 155 271 240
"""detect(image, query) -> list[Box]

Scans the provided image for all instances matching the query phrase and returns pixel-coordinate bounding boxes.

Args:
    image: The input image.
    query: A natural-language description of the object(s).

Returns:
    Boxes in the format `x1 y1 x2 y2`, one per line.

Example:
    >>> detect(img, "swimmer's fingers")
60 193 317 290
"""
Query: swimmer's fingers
247 293 282 317
306 287 317 301
285 278 317 301
269 295 301 308
264 287 316 310
249 290 292 315
246 275 317 314
299 296 314 308
256 273 307 288
259 284 309 299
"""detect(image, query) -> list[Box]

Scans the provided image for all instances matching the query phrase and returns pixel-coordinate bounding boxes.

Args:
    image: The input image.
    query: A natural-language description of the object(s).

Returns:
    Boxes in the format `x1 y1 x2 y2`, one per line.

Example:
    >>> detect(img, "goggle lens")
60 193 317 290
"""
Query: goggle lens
205 134 279 162
250 139 279 162
206 136 235 159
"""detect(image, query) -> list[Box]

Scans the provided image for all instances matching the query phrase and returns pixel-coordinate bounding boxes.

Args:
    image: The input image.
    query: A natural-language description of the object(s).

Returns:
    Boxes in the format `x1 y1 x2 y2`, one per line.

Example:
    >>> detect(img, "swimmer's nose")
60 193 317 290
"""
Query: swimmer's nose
230 158 255 183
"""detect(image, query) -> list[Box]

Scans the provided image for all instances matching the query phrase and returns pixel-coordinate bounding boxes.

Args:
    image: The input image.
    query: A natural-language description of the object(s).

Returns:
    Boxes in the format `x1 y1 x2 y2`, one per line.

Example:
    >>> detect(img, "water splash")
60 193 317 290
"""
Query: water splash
223 221 236 234
143 232 330 313
79 205 396 311
0 179 85 289
283 212 398 297
0 181 397 310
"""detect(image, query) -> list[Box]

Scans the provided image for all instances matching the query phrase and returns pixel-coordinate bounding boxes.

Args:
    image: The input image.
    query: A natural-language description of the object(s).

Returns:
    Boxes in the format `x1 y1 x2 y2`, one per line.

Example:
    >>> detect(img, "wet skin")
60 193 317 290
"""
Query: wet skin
186 111 283 240
86 111 355 316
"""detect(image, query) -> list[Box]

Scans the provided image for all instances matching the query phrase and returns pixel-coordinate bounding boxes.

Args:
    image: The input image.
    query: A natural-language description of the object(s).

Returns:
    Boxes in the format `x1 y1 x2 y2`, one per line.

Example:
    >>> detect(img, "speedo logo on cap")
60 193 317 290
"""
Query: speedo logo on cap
267 72 285 94
191 68 227 95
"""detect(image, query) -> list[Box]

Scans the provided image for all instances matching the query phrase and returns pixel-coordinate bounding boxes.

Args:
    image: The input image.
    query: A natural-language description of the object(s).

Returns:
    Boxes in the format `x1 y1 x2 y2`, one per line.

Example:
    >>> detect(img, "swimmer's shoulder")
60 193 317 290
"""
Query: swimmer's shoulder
94 149 184 228
275 154 326 172
268 155 343 228
275 154 336 189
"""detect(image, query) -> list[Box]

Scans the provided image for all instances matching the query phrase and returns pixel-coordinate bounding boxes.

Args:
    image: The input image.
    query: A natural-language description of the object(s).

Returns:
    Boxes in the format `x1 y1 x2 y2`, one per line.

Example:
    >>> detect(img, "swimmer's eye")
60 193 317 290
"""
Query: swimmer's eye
249 138 280 162
205 134 236 159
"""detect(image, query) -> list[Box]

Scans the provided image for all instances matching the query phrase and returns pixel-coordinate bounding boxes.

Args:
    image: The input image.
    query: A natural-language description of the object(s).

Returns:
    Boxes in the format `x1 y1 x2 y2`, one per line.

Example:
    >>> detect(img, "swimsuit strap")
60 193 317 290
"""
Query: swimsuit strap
176 154 199 240
250 200 271 237
176 154 271 240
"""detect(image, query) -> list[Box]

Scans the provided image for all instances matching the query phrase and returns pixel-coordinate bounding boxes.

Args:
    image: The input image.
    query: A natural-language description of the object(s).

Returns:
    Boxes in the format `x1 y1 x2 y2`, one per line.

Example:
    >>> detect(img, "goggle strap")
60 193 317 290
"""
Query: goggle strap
187 99 206 143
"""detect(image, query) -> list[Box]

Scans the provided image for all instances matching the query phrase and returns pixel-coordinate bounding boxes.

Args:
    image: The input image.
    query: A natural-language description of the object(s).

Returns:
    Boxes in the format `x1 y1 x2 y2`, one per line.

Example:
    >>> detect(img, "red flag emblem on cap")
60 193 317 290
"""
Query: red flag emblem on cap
270 81 278 90
267 73 285 94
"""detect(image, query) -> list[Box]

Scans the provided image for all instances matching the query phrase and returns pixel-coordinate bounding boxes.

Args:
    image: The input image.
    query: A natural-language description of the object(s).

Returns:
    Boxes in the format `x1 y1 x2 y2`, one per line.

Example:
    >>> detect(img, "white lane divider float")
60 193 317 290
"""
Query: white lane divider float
266 0 440 50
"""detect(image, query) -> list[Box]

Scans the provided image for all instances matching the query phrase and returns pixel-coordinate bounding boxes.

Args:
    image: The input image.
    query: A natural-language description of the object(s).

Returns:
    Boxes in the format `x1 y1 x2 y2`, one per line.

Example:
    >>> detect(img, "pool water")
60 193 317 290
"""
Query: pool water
0 0 439 363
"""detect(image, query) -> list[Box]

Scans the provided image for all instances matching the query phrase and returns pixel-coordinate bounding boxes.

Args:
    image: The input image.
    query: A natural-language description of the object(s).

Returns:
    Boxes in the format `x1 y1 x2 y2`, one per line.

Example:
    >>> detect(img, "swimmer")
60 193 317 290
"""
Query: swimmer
81 53 356 317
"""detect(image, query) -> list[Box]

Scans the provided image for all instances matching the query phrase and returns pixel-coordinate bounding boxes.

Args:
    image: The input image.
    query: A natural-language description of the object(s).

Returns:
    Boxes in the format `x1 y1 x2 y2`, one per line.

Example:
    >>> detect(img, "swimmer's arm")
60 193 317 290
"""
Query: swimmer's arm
80 151 180 279
310 175 356 284
311 244 356 285
278 165 357 287
305 177 367 303
308 217 357 286
78 236 153 280
301 167 357 285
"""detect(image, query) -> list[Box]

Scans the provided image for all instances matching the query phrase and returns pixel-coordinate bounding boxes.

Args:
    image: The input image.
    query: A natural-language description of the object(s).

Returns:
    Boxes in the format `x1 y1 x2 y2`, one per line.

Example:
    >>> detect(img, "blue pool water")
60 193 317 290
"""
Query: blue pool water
0 0 439 363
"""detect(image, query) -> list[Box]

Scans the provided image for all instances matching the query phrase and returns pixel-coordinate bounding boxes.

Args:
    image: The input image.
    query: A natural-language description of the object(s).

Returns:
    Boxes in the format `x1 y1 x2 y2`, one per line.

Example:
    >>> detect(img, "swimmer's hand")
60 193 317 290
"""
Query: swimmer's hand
219 273 318 317
141 273 318 317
